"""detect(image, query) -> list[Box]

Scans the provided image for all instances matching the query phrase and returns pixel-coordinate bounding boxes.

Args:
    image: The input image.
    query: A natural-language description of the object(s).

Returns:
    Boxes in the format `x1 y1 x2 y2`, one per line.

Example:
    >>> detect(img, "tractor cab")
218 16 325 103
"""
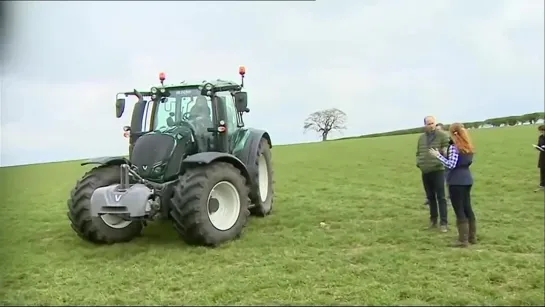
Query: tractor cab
115 67 249 157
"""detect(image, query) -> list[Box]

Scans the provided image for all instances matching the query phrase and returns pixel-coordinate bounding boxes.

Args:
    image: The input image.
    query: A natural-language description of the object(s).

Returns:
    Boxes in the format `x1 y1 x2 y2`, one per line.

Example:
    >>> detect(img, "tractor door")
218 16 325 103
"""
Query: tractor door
211 93 238 153
128 99 153 158
224 93 239 151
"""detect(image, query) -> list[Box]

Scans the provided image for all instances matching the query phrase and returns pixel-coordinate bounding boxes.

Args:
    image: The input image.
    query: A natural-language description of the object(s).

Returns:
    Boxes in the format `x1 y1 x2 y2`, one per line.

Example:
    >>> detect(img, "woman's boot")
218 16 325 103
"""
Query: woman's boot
453 220 469 247
468 220 477 244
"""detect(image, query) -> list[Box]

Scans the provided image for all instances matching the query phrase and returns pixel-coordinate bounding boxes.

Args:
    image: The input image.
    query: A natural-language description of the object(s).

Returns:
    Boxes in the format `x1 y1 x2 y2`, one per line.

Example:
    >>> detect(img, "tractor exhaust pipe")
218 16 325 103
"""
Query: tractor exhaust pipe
119 164 131 191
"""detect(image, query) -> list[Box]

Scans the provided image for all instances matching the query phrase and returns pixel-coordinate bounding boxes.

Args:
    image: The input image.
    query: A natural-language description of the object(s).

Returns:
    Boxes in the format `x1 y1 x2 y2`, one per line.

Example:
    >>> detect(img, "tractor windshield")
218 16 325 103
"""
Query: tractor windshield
153 88 212 133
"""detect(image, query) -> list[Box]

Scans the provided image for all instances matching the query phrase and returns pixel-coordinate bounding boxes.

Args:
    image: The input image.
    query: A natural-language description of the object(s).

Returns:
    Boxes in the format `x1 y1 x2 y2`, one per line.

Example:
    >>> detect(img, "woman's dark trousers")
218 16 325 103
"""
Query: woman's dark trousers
448 185 477 246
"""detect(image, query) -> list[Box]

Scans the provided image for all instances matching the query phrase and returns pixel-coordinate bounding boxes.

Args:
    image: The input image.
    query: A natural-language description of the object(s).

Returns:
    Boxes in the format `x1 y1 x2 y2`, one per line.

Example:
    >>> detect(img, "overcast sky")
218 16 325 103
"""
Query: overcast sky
1 0 543 166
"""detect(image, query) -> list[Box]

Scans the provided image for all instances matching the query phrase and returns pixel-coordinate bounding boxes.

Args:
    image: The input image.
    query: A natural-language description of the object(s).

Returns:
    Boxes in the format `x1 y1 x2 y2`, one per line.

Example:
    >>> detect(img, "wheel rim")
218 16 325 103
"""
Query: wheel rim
100 214 132 229
258 154 269 202
207 181 241 231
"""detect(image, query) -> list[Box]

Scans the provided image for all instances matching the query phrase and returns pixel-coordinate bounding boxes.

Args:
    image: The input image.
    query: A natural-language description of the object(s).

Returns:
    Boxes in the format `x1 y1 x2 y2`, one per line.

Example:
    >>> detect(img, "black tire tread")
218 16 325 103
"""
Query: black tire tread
67 165 142 244
249 138 275 217
170 162 250 247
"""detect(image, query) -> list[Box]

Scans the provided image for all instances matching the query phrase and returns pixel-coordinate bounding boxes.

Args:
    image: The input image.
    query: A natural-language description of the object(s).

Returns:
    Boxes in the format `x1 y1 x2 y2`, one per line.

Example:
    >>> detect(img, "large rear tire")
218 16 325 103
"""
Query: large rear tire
67 165 143 244
170 162 250 247
249 138 275 217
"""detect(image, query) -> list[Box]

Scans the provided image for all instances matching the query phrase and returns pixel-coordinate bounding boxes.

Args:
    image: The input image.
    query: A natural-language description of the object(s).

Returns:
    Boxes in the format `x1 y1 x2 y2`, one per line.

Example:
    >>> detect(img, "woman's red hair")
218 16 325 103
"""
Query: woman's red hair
449 123 475 154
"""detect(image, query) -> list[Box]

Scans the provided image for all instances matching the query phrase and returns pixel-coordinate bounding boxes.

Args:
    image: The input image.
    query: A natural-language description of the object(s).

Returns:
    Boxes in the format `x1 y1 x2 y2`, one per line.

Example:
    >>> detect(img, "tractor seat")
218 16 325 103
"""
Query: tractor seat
190 96 211 119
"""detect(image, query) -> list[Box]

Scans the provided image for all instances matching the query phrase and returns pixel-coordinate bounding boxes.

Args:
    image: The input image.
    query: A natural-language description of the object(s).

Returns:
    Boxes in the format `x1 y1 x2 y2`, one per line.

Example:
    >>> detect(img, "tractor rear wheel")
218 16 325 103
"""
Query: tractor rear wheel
170 162 250 247
67 165 143 244
249 138 275 217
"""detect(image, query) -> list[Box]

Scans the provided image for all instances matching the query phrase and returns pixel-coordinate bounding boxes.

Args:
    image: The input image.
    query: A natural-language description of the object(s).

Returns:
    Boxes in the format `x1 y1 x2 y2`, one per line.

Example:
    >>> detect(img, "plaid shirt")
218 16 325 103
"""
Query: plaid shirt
437 144 459 169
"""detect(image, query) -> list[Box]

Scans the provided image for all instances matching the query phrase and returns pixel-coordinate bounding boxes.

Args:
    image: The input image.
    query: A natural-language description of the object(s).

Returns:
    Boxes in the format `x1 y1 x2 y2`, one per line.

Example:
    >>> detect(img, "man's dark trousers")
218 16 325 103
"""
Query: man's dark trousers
422 170 448 225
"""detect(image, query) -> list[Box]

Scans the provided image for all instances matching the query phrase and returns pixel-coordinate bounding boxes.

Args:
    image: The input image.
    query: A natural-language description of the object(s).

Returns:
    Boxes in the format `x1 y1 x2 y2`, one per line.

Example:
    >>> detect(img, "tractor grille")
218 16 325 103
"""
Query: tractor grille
131 134 175 177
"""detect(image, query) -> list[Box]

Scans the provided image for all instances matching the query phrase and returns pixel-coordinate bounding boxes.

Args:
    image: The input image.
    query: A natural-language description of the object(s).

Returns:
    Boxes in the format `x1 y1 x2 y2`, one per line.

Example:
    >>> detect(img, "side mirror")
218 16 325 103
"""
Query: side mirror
234 92 248 113
116 98 126 118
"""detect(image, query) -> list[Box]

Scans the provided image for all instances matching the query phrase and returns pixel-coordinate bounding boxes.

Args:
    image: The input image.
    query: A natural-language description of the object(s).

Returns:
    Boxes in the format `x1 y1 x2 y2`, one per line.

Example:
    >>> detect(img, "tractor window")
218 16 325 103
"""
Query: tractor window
153 97 178 130
152 90 213 134
185 97 212 117
143 100 153 132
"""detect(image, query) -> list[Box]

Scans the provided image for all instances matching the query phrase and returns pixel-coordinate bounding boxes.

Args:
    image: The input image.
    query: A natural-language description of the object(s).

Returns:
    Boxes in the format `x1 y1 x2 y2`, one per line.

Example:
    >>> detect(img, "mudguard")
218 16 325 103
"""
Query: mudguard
234 129 271 182
182 152 251 183
81 156 131 167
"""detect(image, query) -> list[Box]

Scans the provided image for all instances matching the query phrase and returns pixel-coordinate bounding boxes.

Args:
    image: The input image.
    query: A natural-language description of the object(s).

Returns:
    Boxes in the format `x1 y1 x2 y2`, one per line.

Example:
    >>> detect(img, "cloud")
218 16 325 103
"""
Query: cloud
1 79 132 165
1 0 543 166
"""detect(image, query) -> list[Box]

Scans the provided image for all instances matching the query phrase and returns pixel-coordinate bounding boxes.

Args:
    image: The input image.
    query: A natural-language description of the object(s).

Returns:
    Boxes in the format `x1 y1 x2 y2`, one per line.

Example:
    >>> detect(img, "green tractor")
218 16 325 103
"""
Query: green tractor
67 67 274 247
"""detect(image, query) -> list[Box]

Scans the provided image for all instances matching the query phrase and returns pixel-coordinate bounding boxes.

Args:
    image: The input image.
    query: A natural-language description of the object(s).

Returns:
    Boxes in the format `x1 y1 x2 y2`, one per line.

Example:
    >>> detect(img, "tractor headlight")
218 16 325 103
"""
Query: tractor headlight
160 88 166 93
201 83 214 96
151 87 158 94
151 94 157 100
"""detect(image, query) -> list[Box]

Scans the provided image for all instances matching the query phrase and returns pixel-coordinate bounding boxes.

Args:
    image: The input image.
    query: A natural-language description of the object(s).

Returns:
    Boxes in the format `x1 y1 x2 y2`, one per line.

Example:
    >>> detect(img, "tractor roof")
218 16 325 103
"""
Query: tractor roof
121 79 241 97
161 79 241 89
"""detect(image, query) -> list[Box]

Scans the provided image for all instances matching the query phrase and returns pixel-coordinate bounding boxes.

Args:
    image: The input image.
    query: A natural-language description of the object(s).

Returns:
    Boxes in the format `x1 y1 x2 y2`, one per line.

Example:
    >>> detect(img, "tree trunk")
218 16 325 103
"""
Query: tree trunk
322 132 328 141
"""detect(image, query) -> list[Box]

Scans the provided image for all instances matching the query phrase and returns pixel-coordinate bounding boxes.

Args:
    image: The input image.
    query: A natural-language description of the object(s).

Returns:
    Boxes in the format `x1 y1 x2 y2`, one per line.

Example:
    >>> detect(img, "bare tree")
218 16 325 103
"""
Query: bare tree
303 108 347 141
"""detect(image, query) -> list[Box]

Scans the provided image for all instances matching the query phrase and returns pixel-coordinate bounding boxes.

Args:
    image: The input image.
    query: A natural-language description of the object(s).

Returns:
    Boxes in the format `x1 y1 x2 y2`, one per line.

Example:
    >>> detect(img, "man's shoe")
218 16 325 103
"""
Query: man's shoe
534 186 544 192
468 220 477 244
428 218 438 229
439 225 449 233
453 220 469 248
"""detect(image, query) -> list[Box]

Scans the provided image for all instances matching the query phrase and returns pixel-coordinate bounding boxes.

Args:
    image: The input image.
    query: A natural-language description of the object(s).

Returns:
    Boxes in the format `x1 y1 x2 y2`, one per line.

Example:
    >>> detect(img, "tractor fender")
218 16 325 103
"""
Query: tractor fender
234 129 272 181
81 156 131 167
182 152 251 184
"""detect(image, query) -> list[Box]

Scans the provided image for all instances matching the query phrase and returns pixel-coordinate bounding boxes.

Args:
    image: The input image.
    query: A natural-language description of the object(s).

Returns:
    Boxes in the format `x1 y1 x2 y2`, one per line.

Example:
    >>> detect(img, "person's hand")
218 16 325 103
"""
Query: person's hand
428 148 441 158
123 131 130 138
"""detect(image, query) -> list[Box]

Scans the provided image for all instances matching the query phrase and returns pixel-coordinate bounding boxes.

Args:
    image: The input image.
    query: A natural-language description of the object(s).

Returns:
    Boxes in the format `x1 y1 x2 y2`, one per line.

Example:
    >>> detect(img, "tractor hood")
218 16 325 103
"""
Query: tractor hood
130 125 197 181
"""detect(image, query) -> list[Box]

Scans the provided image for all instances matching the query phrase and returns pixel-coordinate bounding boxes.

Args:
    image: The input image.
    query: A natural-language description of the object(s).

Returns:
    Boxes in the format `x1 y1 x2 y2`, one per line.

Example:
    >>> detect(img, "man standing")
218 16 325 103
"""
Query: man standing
423 122 445 206
417 116 450 232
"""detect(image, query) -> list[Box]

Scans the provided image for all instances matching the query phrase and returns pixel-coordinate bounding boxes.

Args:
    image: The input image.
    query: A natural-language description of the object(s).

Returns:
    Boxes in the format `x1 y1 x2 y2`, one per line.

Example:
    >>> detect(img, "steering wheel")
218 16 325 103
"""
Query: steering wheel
170 118 197 130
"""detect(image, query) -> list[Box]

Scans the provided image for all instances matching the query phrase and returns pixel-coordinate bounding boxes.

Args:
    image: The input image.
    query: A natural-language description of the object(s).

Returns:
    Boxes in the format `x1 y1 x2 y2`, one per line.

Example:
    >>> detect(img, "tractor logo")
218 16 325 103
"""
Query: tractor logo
142 165 148 171
114 194 122 202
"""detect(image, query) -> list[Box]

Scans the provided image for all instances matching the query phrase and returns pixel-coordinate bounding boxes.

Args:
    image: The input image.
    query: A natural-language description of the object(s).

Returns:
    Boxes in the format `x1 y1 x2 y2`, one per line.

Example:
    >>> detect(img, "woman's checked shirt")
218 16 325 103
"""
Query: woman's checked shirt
436 144 474 186
437 144 459 169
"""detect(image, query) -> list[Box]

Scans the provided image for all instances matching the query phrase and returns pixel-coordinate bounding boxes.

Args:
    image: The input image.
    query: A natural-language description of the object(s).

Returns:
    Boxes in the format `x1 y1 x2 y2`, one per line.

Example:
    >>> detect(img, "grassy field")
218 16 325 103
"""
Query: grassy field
0 125 544 306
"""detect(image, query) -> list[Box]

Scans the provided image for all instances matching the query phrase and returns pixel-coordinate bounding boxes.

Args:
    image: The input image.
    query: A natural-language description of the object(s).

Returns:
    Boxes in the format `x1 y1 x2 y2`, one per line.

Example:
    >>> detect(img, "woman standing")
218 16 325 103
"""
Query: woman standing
429 123 476 247
535 125 545 191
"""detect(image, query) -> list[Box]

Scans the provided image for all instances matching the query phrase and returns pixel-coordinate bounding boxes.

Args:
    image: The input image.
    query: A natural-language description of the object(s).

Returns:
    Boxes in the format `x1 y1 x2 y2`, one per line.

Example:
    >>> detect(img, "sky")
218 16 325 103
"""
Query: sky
0 0 543 167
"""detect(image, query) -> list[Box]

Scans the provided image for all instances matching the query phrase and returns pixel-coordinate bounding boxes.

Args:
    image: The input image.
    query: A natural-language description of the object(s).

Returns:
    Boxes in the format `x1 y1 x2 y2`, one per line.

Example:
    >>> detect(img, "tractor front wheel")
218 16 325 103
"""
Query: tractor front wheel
67 165 143 244
170 162 250 247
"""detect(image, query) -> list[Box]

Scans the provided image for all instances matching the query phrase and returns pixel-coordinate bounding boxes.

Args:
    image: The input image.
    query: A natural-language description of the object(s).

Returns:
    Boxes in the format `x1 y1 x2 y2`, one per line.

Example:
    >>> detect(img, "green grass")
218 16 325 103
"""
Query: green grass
1 125 544 306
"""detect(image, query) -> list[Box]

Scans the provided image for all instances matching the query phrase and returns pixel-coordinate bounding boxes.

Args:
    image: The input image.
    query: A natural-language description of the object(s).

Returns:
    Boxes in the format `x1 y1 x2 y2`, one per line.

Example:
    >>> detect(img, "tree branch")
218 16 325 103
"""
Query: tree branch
302 108 348 141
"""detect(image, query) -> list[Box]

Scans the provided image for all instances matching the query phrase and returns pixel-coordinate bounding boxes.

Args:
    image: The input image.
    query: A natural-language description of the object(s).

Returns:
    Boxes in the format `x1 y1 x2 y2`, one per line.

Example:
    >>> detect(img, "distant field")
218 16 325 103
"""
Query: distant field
0 125 544 306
